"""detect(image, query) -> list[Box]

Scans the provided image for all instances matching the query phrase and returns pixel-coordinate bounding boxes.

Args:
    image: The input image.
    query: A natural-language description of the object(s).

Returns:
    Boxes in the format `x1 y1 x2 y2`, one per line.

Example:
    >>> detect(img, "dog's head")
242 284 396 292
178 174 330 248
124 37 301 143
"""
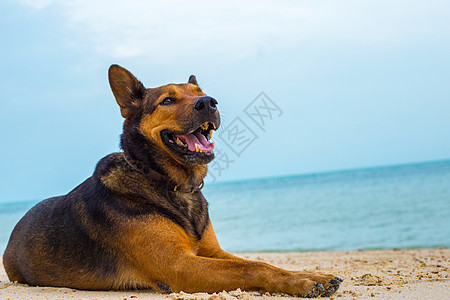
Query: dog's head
108 64 220 166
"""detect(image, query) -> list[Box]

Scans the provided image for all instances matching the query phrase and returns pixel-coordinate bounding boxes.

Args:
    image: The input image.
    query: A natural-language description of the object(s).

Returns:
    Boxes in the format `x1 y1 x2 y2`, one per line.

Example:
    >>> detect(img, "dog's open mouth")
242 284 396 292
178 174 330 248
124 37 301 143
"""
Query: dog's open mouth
162 122 216 155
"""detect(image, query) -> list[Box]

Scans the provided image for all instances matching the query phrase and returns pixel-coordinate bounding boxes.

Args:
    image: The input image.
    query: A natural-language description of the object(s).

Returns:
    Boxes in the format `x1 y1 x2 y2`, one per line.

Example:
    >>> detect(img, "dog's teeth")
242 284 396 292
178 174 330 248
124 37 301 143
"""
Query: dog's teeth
175 137 185 146
212 123 217 130
195 143 200 152
208 129 213 140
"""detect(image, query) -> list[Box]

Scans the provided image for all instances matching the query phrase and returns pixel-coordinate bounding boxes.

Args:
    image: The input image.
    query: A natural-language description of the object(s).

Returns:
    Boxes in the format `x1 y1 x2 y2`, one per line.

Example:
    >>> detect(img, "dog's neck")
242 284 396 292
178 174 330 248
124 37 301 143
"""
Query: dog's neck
120 124 207 191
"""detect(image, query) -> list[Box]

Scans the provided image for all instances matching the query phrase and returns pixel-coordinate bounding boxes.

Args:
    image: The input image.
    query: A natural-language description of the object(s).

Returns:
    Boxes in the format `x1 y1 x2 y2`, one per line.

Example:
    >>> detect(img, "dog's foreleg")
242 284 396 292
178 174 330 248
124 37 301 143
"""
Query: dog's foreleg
122 217 340 297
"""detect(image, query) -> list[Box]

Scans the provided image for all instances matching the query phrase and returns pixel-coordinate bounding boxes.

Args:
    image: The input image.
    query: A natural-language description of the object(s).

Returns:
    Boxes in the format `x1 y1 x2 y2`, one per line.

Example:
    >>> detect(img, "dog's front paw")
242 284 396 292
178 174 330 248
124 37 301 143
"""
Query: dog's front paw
295 272 343 298
305 282 325 298
322 277 343 297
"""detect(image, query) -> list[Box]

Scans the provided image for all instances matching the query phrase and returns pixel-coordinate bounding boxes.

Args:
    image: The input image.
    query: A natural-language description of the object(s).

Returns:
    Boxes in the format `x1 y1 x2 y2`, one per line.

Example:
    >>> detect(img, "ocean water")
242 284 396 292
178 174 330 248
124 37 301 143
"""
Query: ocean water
1 160 449 254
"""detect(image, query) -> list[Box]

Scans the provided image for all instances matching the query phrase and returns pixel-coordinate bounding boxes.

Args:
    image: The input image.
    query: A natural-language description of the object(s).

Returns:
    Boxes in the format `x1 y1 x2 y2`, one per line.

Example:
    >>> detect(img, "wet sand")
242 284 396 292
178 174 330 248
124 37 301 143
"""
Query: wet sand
1 248 449 299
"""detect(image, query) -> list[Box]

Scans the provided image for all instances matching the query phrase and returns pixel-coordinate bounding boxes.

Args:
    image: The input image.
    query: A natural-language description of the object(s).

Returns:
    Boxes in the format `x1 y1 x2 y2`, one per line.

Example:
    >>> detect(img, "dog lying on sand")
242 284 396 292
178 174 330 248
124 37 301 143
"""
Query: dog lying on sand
4 65 341 297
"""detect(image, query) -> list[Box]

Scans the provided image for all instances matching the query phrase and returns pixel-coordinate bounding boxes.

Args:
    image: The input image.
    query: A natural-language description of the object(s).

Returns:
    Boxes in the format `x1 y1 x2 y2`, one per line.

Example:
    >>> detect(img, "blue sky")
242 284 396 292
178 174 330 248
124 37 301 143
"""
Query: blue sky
1 0 450 203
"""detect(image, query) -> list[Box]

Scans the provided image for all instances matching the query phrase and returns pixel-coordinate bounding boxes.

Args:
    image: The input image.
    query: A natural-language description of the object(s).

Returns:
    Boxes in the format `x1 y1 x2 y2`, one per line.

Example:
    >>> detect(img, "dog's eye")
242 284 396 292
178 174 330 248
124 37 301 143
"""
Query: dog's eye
161 97 176 106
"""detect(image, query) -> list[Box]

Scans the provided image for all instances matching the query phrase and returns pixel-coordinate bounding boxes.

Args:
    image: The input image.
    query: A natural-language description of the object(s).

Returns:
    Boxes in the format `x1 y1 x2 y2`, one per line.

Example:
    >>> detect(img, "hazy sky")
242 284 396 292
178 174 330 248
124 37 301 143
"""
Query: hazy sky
1 0 450 203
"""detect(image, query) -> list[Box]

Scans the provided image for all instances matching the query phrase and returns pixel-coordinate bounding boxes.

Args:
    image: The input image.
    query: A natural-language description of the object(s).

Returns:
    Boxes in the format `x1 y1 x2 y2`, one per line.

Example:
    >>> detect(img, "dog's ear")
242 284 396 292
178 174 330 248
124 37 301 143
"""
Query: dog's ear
188 75 198 86
108 64 146 119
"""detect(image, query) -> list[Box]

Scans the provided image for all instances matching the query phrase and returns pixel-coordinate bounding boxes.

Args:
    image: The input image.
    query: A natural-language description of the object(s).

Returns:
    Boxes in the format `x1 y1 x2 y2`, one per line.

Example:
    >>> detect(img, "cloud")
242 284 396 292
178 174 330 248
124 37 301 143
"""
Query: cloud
15 0 450 61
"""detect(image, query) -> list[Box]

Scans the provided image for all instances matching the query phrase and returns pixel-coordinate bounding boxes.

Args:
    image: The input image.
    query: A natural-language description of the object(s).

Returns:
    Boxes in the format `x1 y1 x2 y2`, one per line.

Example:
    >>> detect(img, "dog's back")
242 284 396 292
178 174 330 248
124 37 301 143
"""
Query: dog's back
4 176 123 289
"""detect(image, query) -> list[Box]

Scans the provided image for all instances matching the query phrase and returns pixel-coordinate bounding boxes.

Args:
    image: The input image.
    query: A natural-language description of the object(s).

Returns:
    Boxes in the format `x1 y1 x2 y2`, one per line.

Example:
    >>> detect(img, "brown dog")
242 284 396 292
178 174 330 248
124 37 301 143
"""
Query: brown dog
4 65 341 297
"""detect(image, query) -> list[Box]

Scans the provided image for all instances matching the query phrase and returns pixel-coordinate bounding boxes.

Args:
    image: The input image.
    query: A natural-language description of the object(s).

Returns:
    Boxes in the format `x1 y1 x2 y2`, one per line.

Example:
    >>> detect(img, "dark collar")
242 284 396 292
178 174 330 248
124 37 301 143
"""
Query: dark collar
123 152 204 193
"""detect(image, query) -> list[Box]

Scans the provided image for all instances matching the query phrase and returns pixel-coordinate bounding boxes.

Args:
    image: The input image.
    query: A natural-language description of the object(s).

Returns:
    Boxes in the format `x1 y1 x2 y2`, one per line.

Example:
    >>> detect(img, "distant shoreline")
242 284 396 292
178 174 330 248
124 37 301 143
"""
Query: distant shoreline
206 157 450 187
1 248 449 299
2 157 450 205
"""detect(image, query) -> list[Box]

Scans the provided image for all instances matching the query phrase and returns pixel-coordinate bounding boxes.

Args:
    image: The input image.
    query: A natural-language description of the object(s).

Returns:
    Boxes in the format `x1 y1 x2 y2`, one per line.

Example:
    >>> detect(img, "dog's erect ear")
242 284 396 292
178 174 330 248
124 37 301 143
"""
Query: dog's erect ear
108 64 146 119
188 75 198 86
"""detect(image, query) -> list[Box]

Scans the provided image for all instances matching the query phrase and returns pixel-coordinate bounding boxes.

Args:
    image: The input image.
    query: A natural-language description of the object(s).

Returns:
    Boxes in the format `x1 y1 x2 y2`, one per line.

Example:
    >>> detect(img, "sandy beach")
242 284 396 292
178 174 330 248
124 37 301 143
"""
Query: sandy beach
0 248 448 299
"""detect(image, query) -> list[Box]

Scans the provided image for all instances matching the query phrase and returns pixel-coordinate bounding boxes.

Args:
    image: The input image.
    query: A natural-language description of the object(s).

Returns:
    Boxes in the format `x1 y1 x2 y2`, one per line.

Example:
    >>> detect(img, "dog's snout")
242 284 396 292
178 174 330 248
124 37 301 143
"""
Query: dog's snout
194 96 218 112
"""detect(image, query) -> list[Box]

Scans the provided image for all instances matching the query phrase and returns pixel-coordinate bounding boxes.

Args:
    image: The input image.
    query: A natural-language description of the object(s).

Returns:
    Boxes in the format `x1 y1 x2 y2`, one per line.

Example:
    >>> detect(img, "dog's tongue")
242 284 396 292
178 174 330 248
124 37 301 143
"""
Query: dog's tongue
176 131 214 152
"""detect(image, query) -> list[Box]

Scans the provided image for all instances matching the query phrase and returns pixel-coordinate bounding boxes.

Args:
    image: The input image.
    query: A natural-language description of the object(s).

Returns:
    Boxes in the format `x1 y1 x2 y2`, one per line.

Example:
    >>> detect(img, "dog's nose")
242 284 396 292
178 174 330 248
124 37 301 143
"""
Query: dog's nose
194 96 218 112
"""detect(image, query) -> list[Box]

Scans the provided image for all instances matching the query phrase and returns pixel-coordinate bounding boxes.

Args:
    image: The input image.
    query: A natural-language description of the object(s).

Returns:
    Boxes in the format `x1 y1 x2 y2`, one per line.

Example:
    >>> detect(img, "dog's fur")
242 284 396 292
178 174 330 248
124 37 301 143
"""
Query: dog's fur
4 65 341 297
